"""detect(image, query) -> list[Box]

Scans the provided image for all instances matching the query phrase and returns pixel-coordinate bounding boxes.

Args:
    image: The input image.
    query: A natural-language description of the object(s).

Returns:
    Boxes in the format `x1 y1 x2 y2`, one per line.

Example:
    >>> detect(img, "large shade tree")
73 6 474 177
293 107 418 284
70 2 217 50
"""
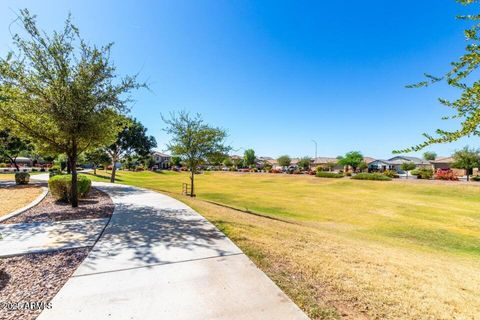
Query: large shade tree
396 0 480 152
163 111 230 197
107 117 157 183
0 10 142 206
338 151 364 173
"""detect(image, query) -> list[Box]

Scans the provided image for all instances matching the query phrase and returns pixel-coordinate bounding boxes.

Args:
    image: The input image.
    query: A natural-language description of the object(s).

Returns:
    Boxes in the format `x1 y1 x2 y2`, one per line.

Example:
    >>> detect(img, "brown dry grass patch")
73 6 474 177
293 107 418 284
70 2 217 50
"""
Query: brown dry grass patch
0 186 43 217
177 195 480 320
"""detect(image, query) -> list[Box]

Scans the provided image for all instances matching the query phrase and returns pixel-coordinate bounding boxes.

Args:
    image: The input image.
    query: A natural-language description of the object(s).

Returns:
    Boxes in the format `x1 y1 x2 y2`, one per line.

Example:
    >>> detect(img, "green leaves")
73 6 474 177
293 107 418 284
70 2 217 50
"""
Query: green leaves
397 1 480 153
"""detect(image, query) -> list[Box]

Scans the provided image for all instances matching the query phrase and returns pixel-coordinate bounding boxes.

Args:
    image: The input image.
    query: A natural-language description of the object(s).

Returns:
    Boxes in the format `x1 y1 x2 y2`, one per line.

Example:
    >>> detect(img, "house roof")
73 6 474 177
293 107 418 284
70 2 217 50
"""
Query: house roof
363 157 376 164
152 152 171 157
388 156 429 165
431 156 454 164
312 157 338 164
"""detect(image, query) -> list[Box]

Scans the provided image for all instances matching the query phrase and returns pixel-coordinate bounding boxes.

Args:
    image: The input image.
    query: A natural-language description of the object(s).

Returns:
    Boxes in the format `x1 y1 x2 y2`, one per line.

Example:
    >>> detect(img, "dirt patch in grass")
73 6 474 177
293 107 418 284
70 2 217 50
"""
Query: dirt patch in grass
2 188 114 224
0 248 90 320
0 186 43 217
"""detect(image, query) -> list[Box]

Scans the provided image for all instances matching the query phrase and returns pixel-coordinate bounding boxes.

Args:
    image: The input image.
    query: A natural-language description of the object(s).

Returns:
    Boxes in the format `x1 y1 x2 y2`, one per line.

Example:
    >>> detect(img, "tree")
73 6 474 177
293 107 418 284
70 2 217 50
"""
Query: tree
0 129 32 170
84 148 110 175
243 149 256 168
222 157 233 169
277 155 291 168
170 156 182 167
0 10 141 207
107 117 157 182
452 146 480 181
232 157 244 169
395 1 480 152
423 151 437 161
400 162 416 179
163 111 230 197
207 152 227 169
358 161 368 172
326 161 337 172
297 157 311 171
338 151 364 173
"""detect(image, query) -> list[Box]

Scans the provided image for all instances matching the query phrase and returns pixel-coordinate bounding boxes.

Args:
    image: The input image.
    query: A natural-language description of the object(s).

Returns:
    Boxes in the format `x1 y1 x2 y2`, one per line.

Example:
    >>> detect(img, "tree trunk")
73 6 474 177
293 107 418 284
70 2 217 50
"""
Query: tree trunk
110 159 117 183
467 173 470 181
67 159 71 174
93 164 97 175
190 168 195 197
70 152 79 208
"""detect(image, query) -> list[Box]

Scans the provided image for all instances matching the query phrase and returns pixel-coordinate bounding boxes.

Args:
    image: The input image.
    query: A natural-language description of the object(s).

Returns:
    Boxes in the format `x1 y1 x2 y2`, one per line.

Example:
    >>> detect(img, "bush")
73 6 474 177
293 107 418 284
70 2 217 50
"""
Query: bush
48 175 91 202
434 169 458 181
351 173 391 181
345 172 352 177
15 172 30 185
383 170 399 178
0 163 7 168
316 171 344 178
472 175 480 181
411 168 433 179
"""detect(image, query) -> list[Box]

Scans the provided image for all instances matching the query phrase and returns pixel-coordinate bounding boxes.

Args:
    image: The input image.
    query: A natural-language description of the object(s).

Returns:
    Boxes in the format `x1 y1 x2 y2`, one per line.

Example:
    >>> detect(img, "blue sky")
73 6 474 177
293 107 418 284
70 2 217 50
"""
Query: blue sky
1 0 478 159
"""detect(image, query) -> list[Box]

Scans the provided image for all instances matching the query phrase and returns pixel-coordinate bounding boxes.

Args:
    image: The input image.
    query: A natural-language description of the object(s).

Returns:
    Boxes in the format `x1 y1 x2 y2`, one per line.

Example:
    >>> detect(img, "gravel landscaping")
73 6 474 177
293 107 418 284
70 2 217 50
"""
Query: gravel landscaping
1 188 114 224
0 248 90 320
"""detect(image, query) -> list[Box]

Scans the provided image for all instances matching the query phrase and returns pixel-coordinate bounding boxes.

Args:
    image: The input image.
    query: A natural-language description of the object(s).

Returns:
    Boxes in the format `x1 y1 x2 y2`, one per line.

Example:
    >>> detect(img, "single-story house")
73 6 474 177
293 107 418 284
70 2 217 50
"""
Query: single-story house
430 156 478 176
368 156 431 173
312 157 343 172
152 152 171 169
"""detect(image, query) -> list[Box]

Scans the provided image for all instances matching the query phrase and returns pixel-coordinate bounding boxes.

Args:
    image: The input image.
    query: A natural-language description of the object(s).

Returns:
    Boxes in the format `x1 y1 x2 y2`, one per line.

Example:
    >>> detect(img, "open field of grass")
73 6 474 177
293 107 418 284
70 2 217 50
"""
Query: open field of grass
84 170 480 319
0 186 43 217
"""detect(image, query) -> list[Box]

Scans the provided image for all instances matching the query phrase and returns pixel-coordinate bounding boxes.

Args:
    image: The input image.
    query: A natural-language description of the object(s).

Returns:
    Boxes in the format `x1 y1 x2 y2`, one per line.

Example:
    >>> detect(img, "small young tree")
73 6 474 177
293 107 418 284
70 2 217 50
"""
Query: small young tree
338 151 364 173
0 129 32 170
277 155 291 168
232 158 244 169
326 161 337 172
0 11 142 206
400 162 416 179
297 157 311 171
243 149 256 168
84 148 111 175
163 112 230 197
170 156 182 168
358 161 368 173
107 117 157 182
423 151 437 161
452 146 480 181
207 152 227 169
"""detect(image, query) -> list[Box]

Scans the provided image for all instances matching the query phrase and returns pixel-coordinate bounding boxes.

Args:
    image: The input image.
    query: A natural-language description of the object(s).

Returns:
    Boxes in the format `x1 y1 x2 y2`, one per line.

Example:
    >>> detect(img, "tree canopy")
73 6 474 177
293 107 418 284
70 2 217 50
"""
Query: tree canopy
396 0 480 152
423 151 437 161
452 146 480 181
84 148 110 175
163 111 230 196
337 151 364 172
107 117 157 182
243 149 256 167
297 157 311 171
400 162 416 179
277 155 291 167
0 10 142 206
0 129 32 170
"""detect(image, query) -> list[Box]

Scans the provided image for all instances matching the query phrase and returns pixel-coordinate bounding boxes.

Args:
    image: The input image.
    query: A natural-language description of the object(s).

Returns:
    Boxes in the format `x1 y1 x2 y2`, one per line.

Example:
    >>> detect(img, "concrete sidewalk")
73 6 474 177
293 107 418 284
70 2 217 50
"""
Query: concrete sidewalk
38 182 309 320
0 218 108 257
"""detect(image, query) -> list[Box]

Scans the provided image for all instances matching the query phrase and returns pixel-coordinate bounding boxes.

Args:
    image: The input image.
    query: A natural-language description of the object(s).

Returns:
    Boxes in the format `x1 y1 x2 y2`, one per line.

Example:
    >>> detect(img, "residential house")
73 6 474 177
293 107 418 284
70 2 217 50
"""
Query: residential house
152 152 171 169
430 156 477 176
368 156 430 173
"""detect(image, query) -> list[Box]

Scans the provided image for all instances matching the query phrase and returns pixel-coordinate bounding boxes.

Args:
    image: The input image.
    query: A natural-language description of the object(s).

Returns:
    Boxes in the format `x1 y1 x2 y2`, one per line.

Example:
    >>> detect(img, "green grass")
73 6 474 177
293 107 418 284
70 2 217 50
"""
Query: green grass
84 170 480 257
84 170 480 319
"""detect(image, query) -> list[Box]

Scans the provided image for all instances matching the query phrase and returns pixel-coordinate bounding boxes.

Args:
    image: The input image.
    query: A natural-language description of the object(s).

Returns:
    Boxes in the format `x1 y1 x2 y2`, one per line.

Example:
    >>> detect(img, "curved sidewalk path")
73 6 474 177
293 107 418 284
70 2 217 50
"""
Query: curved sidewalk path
37 181 309 320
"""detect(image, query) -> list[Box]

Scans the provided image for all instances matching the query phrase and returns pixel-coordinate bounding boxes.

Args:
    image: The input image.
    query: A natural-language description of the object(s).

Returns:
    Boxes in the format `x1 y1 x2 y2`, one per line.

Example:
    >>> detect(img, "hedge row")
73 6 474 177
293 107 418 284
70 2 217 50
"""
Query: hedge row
315 172 344 178
351 173 391 181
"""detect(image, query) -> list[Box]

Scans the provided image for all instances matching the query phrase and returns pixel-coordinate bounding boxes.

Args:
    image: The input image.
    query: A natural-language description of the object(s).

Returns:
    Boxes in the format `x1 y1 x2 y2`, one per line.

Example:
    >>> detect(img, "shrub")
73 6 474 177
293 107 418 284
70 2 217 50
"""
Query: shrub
0 163 7 168
345 172 352 177
49 175 91 202
383 170 399 178
15 172 30 185
316 171 344 178
434 169 458 181
351 173 391 181
472 175 480 181
411 168 433 179
50 164 61 172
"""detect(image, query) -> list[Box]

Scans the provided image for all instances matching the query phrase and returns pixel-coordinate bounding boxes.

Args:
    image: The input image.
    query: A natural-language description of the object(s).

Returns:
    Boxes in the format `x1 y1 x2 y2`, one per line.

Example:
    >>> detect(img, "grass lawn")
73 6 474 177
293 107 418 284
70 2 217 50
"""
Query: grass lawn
85 170 480 319
0 186 44 217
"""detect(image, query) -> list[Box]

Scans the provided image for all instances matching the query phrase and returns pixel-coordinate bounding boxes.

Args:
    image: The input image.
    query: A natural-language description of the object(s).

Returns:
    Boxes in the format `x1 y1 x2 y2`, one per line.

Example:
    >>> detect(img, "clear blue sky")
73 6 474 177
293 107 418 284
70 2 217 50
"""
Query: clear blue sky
1 0 478 159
